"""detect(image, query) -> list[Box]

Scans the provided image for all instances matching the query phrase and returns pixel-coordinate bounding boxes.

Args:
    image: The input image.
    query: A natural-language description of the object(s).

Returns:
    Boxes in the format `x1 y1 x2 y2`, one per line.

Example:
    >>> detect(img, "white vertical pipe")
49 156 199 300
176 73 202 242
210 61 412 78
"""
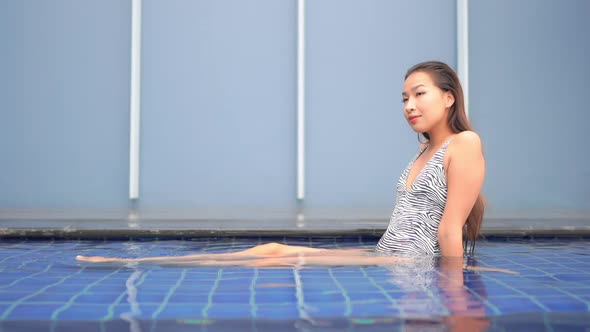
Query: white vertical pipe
457 0 469 117
297 0 306 200
129 0 142 199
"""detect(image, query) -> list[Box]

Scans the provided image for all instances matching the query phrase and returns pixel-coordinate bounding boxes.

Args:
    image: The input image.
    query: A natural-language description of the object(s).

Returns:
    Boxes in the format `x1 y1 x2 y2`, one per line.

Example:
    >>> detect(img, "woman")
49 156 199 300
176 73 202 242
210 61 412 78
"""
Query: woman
77 61 487 268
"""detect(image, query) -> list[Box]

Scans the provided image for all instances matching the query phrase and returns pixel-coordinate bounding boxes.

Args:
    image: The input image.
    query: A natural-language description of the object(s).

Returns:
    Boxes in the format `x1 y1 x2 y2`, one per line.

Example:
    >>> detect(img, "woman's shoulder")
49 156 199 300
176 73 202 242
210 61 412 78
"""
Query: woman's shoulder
451 131 482 150
448 131 484 159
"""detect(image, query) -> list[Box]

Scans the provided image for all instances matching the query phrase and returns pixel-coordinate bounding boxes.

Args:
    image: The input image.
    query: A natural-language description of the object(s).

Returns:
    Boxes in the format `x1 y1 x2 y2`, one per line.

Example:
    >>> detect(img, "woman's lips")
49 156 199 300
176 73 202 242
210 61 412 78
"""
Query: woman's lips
408 115 421 123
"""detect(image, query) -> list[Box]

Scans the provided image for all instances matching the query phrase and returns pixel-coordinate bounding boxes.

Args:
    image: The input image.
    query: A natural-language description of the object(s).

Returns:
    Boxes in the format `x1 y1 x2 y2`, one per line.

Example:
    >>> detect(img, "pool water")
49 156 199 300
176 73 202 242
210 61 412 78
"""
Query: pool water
0 236 589 331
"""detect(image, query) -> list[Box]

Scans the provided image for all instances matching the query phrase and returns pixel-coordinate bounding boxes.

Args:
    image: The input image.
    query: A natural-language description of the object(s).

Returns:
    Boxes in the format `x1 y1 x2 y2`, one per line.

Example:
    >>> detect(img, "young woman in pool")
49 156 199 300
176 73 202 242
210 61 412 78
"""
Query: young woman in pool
77 61 488 268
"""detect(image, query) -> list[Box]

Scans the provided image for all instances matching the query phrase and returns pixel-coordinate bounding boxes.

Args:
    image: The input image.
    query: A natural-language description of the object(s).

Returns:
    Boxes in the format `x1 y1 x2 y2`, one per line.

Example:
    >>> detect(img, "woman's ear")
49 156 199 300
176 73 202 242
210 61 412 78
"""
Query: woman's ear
445 91 455 108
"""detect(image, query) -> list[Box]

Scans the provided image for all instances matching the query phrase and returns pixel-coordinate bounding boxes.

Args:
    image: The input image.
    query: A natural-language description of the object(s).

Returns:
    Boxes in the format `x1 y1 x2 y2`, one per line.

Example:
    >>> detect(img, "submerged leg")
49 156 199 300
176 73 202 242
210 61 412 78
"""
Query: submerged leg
76 242 347 263
154 253 399 268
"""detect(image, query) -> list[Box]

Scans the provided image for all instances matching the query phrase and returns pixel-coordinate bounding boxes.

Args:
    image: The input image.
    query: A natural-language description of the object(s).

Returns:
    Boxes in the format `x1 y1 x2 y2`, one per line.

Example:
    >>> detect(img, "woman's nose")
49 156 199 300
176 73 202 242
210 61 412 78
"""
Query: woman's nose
405 99 415 113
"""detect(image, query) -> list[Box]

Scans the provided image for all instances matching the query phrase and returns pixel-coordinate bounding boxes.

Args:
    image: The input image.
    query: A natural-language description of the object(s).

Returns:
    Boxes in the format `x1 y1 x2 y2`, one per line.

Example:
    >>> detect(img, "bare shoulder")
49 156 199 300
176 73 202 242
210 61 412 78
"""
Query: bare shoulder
454 130 481 145
451 131 483 154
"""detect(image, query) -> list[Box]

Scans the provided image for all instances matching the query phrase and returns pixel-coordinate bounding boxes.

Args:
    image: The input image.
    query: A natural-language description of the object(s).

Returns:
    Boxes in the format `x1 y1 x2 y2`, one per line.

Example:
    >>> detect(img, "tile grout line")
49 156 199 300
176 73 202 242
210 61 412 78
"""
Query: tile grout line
419 269 450 316
201 268 223 318
544 284 590 311
534 254 590 276
0 240 55 264
249 268 259 319
292 267 311 321
360 267 399 308
0 263 53 289
150 269 187 319
493 258 565 285
50 268 123 320
463 281 501 316
0 265 86 320
328 268 352 316
482 274 551 312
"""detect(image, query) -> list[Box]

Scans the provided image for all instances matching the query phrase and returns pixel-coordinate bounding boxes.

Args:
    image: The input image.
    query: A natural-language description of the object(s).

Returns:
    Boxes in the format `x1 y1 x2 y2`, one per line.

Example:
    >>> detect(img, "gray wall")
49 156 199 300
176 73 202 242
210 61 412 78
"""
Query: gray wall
0 0 131 210
470 0 590 218
1 0 588 220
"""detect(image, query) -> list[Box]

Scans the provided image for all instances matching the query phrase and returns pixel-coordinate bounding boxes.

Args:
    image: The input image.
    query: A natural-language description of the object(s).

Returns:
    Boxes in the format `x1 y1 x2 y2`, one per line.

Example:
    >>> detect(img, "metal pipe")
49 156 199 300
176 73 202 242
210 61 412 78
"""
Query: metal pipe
297 0 306 200
129 0 142 199
457 0 469 117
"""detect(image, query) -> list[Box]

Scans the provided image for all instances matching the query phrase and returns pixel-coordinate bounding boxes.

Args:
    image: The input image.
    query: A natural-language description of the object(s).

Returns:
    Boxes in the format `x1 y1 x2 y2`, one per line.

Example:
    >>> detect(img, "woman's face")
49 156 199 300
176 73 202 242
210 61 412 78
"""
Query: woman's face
402 71 454 135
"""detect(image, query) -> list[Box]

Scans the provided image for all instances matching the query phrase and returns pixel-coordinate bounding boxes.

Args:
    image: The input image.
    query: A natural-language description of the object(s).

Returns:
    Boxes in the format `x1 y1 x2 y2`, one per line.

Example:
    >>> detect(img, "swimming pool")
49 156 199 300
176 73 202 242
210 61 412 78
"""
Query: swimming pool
0 236 589 331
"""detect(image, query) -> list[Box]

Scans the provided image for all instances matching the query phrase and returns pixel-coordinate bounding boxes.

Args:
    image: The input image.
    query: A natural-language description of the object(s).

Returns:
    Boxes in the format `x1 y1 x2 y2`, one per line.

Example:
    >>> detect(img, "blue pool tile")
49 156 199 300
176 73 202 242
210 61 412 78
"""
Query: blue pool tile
24 292 75 303
133 282 175 291
397 299 448 314
216 284 252 292
473 286 520 297
255 290 298 303
207 304 252 318
7 278 63 287
346 292 389 302
75 292 122 304
57 304 108 320
553 273 590 282
306 303 349 317
184 271 220 278
135 292 168 303
299 270 331 277
0 303 11 316
44 284 87 293
111 304 159 319
301 285 340 293
152 304 206 319
351 303 401 317
256 278 294 285
522 275 561 283
256 304 299 319
0 292 30 302
341 284 381 293
174 284 215 293
86 284 126 293
95 278 134 285
555 282 589 289
211 293 251 304
301 292 346 303
168 293 211 304
536 296 589 312
489 297 546 312
6 303 63 319
1 237 590 326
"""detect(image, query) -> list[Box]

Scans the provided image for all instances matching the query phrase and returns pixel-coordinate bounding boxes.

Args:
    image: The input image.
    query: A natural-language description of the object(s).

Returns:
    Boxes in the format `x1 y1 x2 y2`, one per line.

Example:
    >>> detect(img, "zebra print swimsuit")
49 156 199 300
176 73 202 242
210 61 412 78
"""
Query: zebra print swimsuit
375 137 454 256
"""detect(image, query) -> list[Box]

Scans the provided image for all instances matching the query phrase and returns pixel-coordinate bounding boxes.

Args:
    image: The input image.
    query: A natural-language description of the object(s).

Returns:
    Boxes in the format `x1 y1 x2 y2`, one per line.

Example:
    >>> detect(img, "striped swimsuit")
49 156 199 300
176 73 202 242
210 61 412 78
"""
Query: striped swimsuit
375 137 454 256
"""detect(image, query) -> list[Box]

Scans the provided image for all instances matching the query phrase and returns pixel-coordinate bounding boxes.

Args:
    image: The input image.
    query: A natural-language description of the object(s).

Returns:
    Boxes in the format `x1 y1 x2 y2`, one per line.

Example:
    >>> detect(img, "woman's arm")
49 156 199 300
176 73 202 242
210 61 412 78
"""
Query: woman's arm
438 131 485 256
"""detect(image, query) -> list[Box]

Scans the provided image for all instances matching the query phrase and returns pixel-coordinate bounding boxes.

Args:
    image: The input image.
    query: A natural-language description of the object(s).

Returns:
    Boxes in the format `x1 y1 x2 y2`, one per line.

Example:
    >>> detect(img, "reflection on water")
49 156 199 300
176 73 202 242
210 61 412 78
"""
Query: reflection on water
120 269 143 332
384 256 490 331
108 256 492 332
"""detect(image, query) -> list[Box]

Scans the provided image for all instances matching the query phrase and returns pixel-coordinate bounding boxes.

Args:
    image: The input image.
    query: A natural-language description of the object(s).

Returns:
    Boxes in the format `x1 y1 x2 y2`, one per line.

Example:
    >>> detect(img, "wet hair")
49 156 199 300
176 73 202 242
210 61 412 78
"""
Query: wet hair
405 61 485 256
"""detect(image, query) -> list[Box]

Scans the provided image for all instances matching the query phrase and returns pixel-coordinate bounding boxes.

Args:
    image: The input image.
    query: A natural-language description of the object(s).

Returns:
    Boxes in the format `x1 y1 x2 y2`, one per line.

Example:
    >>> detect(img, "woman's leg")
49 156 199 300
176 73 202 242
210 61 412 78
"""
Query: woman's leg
152 252 398 268
76 242 347 263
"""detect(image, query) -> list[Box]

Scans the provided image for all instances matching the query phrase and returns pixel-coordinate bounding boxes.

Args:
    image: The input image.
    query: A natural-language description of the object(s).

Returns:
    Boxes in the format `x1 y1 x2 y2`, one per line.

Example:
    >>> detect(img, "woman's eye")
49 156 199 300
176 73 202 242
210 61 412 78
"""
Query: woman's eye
402 98 408 103
416 92 425 96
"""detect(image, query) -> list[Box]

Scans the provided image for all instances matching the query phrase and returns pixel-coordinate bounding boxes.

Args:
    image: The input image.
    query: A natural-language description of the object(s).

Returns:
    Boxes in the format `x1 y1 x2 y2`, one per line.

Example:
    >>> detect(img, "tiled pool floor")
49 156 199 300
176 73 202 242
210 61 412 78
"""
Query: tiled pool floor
0 237 589 331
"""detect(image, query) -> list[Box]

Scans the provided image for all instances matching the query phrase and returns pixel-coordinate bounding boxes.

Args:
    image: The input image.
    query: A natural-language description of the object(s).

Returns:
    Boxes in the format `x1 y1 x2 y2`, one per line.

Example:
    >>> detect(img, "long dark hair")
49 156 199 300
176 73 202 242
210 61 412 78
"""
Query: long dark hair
405 61 485 256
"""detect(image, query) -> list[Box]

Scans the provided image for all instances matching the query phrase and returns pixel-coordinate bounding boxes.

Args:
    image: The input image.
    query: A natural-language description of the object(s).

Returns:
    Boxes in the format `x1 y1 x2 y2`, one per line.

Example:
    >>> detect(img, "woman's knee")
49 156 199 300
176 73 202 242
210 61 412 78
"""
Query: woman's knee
260 242 284 254
244 242 284 256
